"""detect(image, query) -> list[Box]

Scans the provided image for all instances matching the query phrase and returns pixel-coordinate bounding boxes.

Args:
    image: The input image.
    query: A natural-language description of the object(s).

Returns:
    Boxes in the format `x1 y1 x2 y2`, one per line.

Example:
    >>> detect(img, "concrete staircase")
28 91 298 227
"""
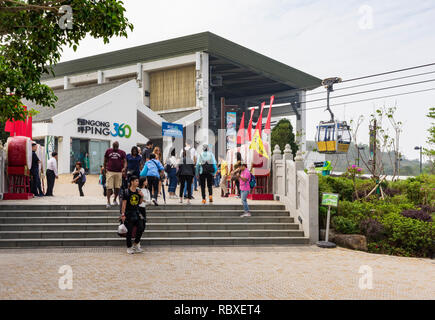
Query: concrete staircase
0 203 309 248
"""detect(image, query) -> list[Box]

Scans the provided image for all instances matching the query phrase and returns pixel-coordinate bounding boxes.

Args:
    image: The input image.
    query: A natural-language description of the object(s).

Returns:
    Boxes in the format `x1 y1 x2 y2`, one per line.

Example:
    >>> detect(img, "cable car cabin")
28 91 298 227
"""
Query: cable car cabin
316 121 351 154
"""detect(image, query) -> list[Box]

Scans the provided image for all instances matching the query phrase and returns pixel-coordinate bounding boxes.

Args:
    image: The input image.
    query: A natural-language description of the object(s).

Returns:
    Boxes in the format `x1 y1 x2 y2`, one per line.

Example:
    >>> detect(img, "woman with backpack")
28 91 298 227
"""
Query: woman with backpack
238 163 252 217
71 161 86 197
177 150 195 204
140 153 164 206
196 144 217 204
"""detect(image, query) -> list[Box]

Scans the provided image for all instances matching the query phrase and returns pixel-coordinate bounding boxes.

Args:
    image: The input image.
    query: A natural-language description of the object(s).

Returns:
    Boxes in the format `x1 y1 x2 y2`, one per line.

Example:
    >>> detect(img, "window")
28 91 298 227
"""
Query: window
149 65 196 112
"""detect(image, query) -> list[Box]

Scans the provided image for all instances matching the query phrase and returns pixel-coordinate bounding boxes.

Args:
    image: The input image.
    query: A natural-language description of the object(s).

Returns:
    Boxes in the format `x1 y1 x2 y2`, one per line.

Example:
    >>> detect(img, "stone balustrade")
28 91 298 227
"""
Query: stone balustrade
272 144 319 243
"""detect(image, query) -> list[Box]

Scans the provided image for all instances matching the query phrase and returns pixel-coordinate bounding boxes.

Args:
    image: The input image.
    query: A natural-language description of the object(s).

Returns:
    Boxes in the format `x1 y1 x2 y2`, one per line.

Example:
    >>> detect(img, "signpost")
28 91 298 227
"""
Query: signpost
162 122 183 138
317 193 339 248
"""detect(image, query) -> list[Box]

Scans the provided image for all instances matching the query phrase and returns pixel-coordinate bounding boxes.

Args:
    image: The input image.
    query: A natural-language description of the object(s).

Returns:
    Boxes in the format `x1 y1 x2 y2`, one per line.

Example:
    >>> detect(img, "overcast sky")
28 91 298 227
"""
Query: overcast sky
59 0 435 160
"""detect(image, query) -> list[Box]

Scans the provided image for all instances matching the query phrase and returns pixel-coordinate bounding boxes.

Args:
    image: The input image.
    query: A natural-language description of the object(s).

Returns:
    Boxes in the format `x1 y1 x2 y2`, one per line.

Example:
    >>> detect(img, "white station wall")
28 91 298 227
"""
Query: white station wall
47 80 145 173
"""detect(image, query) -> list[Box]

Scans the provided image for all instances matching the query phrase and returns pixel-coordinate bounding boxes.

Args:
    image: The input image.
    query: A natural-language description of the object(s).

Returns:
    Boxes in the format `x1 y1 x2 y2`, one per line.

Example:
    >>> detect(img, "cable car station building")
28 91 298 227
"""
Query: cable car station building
30 32 321 174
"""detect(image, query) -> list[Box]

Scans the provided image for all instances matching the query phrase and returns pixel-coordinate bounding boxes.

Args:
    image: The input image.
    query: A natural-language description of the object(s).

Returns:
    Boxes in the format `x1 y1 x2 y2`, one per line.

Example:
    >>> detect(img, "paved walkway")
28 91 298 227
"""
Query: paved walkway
1 174 276 206
0 246 433 300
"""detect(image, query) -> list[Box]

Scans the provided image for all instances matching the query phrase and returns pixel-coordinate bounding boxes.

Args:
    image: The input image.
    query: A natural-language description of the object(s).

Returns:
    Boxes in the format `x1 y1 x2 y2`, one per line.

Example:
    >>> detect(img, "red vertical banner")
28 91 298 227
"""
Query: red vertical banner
264 96 274 135
255 102 266 136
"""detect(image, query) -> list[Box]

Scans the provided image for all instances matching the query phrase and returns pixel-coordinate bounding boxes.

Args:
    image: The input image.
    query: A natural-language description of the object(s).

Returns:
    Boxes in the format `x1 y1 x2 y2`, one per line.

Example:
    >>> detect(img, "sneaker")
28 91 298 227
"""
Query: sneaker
209 196 213 203
127 247 135 254
179 198 183 203
113 200 119 206
240 212 251 218
202 199 206 204
106 204 111 209
152 199 158 206
133 243 143 253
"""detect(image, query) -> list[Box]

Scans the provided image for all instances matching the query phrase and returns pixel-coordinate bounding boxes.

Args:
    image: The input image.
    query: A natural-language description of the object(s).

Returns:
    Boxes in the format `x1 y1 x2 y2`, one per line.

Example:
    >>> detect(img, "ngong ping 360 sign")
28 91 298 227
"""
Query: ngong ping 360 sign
77 119 132 138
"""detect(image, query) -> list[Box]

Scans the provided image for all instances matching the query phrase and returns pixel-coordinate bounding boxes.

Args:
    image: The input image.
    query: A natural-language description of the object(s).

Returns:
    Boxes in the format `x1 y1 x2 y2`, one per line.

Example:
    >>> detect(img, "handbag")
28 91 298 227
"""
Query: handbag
117 223 128 237
117 221 139 239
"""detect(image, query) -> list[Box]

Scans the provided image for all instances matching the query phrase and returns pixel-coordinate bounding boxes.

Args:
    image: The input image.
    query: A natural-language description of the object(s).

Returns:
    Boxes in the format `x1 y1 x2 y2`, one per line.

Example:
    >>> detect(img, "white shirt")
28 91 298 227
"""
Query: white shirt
179 146 197 164
167 156 178 168
139 187 151 207
47 157 58 176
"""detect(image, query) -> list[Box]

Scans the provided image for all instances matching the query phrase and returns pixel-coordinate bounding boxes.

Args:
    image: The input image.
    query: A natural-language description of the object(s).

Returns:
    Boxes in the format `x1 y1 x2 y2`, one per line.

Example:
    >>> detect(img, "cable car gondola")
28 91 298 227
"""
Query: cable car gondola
315 77 352 154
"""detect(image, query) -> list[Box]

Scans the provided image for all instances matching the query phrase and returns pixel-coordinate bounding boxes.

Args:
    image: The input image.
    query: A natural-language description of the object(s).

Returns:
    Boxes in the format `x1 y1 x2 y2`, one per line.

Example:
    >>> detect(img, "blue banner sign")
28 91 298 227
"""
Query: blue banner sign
162 122 183 138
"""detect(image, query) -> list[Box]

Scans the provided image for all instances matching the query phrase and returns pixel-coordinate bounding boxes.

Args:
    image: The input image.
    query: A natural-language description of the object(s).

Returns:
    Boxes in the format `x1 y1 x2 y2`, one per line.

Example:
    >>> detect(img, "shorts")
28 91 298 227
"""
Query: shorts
106 171 122 190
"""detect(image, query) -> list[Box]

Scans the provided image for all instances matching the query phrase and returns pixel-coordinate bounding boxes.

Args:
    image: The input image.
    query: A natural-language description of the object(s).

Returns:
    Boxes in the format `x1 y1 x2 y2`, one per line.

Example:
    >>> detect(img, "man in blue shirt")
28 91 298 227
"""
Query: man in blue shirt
140 153 164 206
126 146 142 178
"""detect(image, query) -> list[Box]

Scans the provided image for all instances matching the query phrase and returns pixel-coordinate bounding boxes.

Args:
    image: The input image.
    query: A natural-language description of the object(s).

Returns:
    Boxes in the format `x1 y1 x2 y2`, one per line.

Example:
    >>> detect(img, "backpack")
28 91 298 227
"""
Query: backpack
81 172 86 183
202 161 214 175
249 173 256 189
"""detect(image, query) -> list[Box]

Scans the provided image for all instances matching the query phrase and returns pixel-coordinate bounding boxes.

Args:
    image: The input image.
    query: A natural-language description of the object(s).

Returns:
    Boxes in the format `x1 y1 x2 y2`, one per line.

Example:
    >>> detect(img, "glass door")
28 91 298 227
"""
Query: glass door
89 140 110 174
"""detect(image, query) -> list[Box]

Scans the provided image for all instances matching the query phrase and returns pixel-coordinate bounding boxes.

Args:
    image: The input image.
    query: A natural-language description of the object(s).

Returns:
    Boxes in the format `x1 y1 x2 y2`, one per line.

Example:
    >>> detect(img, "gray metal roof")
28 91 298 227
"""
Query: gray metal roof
26 79 131 123
159 109 198 123
44 32 321 90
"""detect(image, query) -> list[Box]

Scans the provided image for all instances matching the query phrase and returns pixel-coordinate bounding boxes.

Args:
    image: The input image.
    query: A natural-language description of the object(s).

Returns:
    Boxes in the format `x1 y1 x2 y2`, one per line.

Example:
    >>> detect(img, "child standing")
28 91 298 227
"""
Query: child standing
99 165 107 197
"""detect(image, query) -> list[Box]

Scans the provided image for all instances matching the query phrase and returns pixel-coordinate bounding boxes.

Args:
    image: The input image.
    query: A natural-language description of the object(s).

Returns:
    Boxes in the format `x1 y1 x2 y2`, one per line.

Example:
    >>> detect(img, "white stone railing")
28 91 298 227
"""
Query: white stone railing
272 144 319 244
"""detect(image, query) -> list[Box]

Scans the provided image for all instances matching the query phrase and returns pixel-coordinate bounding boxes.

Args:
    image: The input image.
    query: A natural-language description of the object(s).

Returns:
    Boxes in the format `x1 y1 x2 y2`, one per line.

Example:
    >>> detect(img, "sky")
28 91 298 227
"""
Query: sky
58 0 435 160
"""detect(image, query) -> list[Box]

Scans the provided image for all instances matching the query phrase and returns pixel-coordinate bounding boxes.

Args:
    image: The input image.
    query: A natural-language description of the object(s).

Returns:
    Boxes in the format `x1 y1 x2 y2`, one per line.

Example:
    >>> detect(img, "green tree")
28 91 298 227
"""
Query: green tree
0 0 133 122
271 118 298 157
423 107 435 174
0 122 10 144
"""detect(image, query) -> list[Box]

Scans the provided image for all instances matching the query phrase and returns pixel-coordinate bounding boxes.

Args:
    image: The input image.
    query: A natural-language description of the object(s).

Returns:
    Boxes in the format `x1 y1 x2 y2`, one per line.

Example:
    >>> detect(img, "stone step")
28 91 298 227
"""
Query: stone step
0 222 299 231
0 229 304 239
0 216 294 224
0 236 309 247
0 204 286 211
0 210 290 217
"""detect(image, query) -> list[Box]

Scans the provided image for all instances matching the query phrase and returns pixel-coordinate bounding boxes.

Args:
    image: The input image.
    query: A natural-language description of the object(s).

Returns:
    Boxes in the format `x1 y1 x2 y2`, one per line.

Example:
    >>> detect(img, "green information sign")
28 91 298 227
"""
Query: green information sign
321 193 339 207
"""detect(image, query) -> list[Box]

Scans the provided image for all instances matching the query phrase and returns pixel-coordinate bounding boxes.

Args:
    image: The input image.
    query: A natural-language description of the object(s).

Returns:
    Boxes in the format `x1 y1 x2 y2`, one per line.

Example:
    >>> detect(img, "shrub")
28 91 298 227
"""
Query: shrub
383 188 401 197
389 195 412 206
359 218 385 241
318 175 354 202
418 205 435 214
378 212 435 257
332 216 360 234
390 175 435 206
400 209 433 222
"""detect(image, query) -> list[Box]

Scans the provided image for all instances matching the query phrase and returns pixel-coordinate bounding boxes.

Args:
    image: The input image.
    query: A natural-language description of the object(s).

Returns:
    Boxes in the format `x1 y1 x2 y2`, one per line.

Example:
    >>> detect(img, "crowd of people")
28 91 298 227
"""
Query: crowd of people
30 139 254 254
99 139 254 254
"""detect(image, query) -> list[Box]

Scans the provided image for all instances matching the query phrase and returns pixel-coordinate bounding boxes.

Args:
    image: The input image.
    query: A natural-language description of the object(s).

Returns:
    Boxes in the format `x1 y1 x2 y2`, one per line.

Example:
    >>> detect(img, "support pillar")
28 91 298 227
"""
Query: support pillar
272 144 282 196
196 52 209 143
307 165 319 243
296 91 307 153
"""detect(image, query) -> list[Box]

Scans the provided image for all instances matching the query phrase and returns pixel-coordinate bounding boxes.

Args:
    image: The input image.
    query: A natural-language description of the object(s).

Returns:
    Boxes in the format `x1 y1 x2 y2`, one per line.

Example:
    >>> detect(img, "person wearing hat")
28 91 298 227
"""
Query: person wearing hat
30 142 43 197
45 152 58 196
196 144 217 204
